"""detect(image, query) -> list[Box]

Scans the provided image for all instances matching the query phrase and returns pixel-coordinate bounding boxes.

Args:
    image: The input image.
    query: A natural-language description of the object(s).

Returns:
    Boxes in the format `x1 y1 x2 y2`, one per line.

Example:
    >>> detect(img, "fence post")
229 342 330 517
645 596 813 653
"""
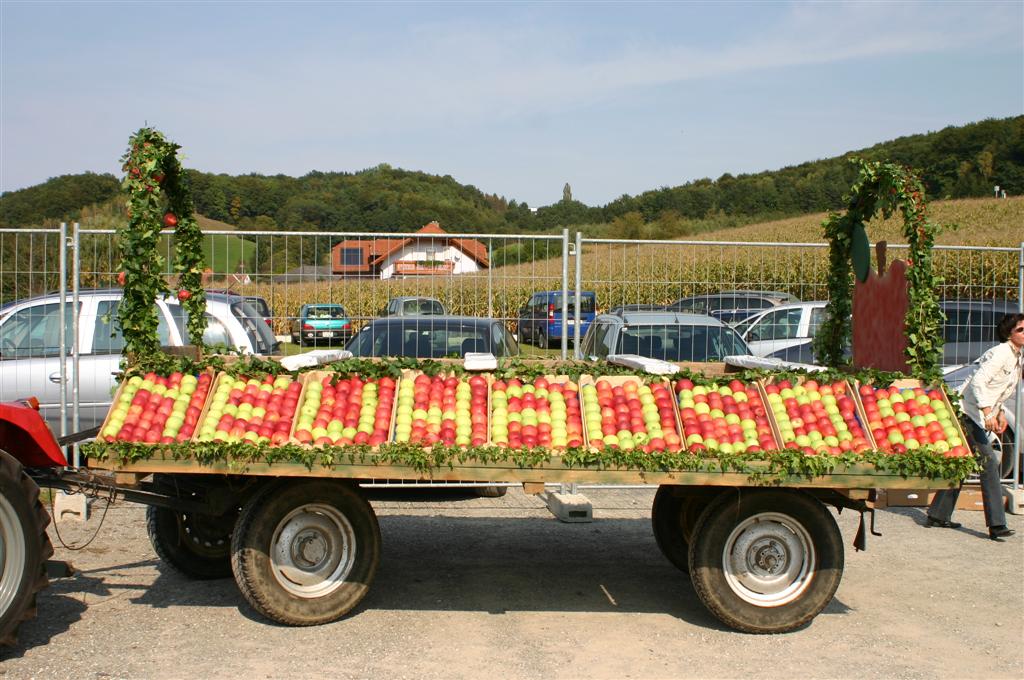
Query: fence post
574 230 583 358
71 223 81 467
487 240 493 318
58 222 68 438
1014 241 1023 493
561 228 569 360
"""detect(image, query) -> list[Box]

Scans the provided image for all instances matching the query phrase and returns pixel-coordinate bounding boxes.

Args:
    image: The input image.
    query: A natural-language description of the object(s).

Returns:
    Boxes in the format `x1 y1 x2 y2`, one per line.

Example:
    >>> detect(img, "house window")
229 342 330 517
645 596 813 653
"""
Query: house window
340 247 363 266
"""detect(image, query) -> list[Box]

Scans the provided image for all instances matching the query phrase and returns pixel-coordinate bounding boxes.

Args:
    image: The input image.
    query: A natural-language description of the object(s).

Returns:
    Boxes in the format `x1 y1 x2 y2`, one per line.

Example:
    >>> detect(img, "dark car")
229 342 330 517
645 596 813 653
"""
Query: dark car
517 290 597 348
580 311 752 362
346 316 520 359
940 299 1020 366
608 304 668 315
666 290 799 325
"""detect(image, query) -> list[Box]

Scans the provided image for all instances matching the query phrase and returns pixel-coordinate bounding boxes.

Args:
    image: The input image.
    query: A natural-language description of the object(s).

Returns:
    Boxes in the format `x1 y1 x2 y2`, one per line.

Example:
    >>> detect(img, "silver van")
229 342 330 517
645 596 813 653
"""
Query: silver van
0 289 278 431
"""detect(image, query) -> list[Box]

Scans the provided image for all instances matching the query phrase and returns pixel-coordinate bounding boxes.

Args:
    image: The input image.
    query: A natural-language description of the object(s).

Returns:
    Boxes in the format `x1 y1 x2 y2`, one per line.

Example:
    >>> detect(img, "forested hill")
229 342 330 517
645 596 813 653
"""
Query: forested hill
2 116 1021 235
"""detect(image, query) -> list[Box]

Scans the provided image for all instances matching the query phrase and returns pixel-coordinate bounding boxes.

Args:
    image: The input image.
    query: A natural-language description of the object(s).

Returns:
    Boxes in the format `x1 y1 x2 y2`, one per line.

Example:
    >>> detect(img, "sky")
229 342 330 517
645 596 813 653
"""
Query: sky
1 1 1022 208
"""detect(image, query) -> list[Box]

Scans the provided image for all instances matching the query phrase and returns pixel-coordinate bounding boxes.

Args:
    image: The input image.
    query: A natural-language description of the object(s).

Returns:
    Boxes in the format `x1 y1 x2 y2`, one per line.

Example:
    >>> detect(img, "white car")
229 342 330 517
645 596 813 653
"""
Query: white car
0 289 278 431
737 301 828 358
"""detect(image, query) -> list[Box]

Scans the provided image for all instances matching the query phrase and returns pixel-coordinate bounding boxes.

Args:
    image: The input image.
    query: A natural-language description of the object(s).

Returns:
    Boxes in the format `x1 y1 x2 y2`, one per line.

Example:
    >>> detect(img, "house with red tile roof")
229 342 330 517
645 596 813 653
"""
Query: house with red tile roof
330 222 490 279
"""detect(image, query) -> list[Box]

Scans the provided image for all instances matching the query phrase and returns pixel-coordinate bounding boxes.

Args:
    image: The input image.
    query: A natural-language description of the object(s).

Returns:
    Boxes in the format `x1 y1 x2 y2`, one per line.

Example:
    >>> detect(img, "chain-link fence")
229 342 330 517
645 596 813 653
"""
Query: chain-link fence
0 223 1020 490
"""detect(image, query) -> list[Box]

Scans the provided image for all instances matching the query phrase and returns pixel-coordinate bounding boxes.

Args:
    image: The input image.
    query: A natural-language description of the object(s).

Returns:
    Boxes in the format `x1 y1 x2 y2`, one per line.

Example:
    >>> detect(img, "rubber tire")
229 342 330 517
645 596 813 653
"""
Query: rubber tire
538 328 549 349
688 489 844 634
231 479 380 626
0 449 52 646
475 485 508 498
651 486 712 575
146 504 235 580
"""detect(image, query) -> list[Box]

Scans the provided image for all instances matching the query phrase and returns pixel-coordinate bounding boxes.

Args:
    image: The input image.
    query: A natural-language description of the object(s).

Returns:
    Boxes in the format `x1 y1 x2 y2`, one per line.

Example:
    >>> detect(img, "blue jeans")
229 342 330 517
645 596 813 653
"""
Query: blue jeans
928 417 1007 528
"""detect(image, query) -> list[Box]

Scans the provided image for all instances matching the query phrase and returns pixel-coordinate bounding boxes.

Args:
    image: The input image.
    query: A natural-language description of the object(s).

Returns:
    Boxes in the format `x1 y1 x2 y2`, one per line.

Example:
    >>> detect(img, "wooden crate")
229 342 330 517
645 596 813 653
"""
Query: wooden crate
578 374 681 450
758 376 872 450
853 378 969 451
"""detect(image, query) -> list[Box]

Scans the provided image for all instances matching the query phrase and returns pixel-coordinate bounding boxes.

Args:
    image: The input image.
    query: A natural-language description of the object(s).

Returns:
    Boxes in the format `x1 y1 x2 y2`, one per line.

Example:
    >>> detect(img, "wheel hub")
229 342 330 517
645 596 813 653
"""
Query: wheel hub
271 504 356 598
723 512 815 607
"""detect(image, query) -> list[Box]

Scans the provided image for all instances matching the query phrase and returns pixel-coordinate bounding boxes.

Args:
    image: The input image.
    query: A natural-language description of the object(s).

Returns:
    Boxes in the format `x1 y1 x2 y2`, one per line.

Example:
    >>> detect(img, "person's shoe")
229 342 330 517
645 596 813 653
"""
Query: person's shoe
989 526 1015 540
926 516 962 529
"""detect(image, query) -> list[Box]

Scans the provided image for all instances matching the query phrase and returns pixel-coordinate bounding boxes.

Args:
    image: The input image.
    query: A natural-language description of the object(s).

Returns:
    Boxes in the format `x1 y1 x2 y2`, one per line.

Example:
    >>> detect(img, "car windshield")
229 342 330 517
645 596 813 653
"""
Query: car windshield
402 299 445 315
307 305 347 319
347 320 501 358
615 324 750 361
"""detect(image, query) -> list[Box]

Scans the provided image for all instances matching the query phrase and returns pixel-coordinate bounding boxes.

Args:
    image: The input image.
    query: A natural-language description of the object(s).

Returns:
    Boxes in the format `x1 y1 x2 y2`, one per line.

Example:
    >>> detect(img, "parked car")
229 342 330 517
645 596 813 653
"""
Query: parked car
580 311 752 362
290 304 352 346
753 299 1019 368
738 301 828 357
0 289 278 430
939 299 1020 367
206 289 273 327
380 296 447 317
517 290 597 348
666 290 799 325
346 316 519 358
608 304 667 315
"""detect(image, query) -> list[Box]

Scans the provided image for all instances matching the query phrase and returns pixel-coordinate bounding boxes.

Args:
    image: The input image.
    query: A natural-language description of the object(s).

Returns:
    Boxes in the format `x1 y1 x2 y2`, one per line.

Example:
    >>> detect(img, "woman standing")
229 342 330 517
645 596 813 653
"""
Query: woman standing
926 313 1023 541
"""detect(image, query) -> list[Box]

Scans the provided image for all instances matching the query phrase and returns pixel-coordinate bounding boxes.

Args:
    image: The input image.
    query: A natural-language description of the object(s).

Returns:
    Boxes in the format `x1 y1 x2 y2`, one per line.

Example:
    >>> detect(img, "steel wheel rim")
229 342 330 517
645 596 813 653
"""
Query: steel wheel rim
270 503 356 599
722 511 815 607
0 494 28 613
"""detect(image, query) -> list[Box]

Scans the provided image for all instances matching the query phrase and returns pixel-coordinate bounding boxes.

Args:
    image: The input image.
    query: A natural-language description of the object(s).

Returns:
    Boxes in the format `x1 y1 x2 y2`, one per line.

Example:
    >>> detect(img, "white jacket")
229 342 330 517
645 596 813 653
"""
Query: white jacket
961 341 1023 430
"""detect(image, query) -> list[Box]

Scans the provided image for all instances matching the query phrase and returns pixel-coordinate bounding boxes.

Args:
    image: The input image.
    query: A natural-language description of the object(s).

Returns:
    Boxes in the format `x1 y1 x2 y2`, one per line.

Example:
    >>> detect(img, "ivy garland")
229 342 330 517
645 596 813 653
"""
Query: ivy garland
813 159 943 382
83 440 975 484
120 128 206 363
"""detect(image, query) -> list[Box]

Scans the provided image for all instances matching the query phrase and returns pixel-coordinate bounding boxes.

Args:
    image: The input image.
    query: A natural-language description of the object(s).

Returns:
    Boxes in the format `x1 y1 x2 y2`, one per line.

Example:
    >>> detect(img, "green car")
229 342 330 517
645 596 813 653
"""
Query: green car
290 303 353 346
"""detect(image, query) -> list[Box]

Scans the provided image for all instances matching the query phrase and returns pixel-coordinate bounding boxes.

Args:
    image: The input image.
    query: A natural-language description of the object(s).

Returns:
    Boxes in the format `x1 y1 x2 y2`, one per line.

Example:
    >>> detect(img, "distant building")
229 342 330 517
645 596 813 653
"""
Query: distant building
330 222 489 279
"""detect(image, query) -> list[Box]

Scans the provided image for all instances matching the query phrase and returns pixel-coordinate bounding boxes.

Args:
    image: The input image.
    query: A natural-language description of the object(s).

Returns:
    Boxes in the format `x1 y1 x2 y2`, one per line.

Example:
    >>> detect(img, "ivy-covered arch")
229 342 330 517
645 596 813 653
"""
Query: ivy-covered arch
812 159 943 380
119 128 206 362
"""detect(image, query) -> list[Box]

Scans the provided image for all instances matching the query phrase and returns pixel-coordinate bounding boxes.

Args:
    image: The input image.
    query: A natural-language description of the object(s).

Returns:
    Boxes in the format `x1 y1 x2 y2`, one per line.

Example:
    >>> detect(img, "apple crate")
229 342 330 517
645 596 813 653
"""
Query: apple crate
490 374 586 450
98 367 217 444
394 369 490 447
578 374 682 451
675 377 781 453
758 376 874 453
291 370 401 449
192 371 301 446
853 378 969 455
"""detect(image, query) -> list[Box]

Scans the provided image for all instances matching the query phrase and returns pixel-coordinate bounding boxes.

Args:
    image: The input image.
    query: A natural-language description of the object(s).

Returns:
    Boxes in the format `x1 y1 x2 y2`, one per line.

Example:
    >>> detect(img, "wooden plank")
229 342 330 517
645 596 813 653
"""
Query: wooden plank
87 454 957 490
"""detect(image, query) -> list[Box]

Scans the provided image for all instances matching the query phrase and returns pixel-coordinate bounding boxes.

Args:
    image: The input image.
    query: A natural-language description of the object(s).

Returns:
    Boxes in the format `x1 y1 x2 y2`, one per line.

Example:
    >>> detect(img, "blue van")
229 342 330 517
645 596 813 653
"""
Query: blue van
517 290 597 348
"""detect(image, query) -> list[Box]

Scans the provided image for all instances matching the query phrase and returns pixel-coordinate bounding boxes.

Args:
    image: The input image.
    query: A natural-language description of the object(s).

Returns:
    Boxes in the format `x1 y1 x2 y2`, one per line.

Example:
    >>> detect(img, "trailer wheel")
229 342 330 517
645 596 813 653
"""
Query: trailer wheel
0 449 52 646
688 490 844 634
651 486 711 574
146 505 235 580
231 479 380 626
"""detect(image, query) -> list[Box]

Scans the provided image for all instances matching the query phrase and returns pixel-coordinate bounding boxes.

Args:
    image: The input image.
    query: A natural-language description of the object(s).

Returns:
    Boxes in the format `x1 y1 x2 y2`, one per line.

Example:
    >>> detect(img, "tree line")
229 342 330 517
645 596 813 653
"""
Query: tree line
2 116 1021 238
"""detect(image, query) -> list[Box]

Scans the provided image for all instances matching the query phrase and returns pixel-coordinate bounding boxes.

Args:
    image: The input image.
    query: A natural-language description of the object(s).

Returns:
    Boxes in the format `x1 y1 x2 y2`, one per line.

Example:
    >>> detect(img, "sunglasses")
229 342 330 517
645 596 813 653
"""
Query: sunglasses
1014 326 1024 334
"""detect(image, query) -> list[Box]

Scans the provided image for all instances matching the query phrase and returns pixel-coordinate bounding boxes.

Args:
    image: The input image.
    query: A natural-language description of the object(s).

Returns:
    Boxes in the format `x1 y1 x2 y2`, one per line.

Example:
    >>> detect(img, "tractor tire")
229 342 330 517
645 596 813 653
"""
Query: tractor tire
688 489 844 634
0 449 52 646
231 479 380 626
146 505 235 580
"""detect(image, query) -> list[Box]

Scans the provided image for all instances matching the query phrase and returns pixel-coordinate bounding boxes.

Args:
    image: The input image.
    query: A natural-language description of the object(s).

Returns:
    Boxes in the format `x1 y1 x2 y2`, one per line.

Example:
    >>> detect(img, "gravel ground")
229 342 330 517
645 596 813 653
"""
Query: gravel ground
2 487 1022 680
